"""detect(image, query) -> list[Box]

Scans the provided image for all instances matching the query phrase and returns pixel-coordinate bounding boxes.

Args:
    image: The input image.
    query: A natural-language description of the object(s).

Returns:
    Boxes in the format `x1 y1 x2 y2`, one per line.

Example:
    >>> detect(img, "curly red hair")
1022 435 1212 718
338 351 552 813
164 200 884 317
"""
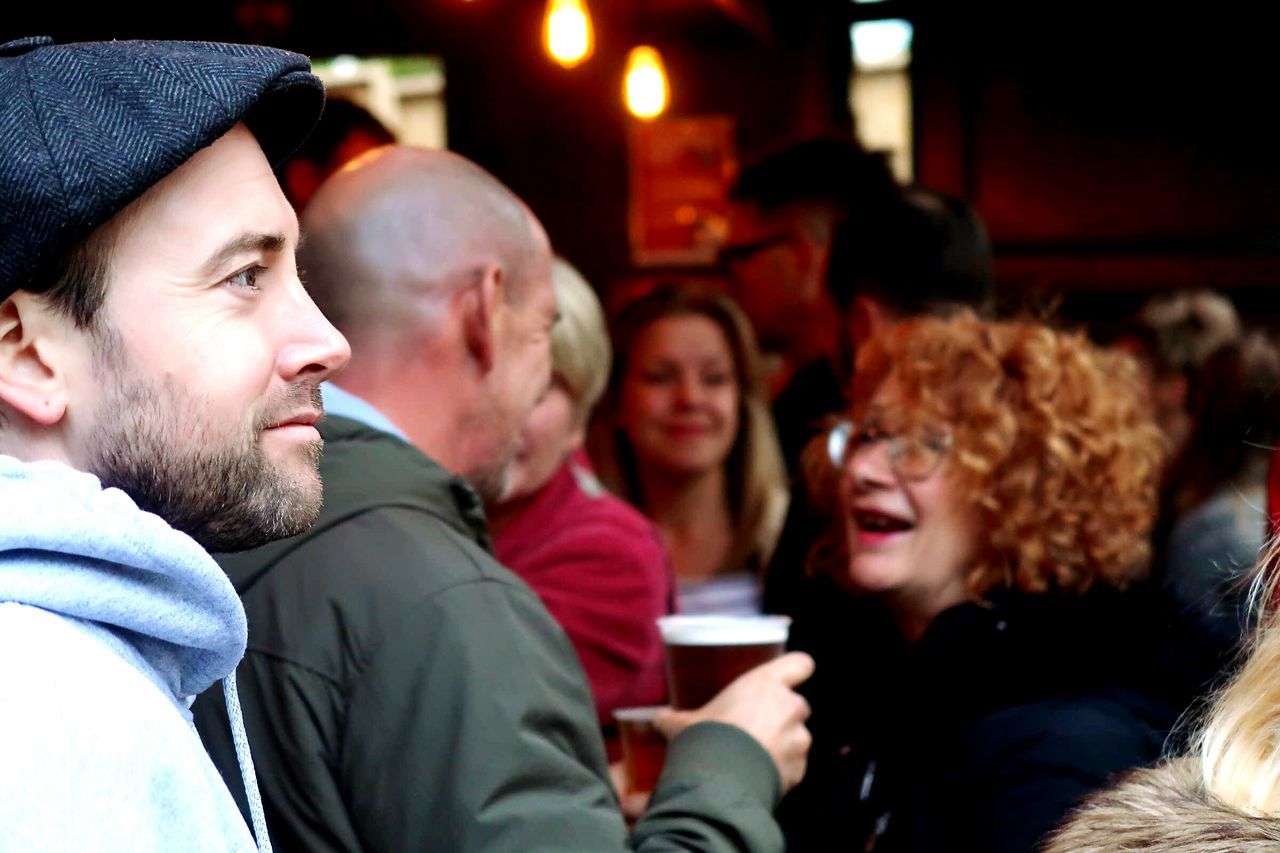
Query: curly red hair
806 311 1165 597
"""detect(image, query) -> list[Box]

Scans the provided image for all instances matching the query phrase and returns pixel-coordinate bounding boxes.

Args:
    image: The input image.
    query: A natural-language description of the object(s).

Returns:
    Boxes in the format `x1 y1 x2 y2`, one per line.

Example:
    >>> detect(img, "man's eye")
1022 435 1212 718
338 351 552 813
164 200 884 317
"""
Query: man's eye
224 265 265 292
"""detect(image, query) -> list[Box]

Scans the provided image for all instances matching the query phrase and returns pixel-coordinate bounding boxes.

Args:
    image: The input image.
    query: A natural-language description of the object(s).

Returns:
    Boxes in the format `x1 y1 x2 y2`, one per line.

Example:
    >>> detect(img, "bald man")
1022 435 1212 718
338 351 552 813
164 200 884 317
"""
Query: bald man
193 147 813 852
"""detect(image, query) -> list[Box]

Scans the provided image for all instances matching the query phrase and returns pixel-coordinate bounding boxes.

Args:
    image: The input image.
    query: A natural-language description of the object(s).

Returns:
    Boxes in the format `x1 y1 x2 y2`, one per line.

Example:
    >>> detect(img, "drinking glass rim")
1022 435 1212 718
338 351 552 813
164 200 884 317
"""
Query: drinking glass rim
656 614 792 645
656 614 792 630
613 705 668 723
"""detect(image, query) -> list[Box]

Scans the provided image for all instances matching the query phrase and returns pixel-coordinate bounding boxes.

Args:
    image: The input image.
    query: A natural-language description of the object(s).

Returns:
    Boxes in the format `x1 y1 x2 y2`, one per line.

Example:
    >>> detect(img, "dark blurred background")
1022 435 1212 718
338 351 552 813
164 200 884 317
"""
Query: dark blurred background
9 0 1278 325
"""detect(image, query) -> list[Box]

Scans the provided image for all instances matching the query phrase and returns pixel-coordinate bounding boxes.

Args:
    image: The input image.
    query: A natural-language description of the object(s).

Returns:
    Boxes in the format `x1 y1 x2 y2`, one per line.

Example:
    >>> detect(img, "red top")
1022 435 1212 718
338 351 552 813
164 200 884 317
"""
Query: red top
494 455 674 741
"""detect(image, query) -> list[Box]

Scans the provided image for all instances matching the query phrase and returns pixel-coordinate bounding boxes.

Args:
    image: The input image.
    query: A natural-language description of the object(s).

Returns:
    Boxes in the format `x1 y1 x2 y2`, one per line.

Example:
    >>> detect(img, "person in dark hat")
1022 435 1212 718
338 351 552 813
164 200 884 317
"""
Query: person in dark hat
0 36 349 850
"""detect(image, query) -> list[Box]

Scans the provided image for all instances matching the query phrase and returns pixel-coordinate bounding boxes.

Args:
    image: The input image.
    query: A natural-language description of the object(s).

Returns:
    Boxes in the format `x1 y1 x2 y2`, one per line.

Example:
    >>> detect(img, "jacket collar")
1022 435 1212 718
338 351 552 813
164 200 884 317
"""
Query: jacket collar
217 414 492 593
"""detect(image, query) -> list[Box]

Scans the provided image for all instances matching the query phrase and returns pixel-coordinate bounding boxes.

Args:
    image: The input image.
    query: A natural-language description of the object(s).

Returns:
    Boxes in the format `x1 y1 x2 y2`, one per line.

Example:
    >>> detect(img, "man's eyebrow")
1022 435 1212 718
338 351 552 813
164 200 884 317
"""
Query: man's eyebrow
199 232 287 278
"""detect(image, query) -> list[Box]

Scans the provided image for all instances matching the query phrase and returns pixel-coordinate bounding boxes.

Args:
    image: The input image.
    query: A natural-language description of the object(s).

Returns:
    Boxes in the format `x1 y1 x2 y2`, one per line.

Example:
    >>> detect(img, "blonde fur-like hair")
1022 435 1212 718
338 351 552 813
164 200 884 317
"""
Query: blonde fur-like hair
1194 540 1280 815
591 283 788 576
549 258 611 426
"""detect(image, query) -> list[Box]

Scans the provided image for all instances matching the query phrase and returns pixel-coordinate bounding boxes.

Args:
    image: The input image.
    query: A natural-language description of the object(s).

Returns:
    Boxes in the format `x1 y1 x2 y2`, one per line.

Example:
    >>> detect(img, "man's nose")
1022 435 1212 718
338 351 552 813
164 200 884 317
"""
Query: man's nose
278 288 352 384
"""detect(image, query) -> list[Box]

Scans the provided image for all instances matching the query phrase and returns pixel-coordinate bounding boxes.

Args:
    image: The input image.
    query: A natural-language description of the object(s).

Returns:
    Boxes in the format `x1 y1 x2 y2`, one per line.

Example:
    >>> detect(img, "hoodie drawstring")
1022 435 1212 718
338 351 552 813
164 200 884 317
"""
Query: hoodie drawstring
223 672 274 853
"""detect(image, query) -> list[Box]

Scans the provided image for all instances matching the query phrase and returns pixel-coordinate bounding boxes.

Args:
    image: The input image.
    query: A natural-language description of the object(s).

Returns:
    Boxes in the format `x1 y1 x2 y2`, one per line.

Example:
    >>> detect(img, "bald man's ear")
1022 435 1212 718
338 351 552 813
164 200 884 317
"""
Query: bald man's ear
0 294 71 427
458 264 503 374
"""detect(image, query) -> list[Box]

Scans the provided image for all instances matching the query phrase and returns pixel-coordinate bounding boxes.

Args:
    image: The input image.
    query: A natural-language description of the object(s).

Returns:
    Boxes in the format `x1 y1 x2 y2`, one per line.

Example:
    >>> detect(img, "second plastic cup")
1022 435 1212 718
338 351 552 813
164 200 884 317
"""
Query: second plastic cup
614 706 668 796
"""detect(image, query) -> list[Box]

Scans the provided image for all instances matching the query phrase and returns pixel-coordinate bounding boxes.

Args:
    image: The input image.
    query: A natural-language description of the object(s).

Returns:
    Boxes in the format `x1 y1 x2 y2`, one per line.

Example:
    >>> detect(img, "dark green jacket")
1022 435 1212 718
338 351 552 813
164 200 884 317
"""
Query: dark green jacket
194 415 782 852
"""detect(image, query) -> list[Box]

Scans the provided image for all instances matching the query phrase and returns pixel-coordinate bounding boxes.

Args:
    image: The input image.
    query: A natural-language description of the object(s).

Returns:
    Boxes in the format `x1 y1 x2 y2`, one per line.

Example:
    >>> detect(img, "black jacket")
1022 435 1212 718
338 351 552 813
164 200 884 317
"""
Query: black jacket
194 415 783 852
778 589 1202 852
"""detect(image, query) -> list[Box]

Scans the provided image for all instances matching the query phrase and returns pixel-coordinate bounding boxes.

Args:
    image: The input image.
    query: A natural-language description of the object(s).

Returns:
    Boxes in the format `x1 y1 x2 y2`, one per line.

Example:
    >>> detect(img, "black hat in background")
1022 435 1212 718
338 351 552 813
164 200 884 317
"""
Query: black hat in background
0 36 326 301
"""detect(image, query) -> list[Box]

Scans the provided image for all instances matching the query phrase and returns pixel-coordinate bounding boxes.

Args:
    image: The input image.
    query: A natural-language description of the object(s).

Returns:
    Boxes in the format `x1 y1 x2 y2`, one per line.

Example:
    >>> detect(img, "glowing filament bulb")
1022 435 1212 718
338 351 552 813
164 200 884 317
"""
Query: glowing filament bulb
544 0 594 68
624 46 668 120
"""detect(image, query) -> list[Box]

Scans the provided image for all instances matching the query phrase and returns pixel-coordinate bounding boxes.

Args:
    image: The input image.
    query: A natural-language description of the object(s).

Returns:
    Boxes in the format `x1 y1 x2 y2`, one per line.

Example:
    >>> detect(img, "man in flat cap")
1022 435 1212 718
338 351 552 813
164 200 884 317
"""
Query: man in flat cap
195 144 814 852
0 37 349 850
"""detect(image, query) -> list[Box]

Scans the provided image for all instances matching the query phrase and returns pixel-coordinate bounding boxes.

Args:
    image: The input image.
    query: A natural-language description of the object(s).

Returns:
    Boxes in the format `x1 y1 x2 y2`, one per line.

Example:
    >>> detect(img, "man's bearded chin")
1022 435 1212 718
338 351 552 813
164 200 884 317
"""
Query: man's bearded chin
86 377 326 553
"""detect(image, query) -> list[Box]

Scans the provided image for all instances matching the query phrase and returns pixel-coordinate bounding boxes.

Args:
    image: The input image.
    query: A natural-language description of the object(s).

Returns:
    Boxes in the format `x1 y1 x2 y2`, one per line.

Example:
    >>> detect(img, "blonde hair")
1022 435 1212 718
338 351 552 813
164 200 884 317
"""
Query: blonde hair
549 257 611 425
591 283 788 575
1195 541 1280 814
806 312 1165 596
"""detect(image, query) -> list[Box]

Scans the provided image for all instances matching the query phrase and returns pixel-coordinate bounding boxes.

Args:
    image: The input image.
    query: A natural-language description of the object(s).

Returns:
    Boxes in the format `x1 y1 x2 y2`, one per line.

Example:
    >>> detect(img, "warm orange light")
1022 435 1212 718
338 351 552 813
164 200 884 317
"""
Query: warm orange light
543 0 594 68
624 46 669 120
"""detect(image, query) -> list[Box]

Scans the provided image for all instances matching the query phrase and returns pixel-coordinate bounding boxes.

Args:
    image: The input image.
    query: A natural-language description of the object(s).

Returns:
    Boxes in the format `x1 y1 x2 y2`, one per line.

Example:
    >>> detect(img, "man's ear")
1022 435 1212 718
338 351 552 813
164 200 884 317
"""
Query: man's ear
0 294 71 426
848 293 893 351
457 264 504 374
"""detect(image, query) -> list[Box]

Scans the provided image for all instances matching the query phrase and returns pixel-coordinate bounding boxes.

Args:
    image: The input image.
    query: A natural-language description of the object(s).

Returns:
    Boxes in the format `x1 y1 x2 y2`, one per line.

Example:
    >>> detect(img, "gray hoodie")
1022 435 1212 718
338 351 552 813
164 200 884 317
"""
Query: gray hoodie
0 455 271 851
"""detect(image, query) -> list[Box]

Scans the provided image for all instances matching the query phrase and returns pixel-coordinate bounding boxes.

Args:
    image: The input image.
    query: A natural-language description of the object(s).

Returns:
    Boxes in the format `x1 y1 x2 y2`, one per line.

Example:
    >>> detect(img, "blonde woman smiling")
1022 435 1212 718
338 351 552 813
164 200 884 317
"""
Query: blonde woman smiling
592 284 787 616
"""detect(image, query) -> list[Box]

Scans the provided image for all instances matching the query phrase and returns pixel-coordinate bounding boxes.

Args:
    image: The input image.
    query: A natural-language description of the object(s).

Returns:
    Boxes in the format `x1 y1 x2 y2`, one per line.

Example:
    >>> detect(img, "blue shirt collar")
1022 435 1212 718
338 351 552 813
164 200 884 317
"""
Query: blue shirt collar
320 383 408 441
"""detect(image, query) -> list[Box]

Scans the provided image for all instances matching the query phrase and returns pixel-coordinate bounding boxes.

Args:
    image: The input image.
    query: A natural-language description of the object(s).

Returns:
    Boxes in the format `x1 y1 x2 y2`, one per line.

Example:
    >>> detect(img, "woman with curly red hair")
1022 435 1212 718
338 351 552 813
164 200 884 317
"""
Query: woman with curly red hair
779 312 1202 852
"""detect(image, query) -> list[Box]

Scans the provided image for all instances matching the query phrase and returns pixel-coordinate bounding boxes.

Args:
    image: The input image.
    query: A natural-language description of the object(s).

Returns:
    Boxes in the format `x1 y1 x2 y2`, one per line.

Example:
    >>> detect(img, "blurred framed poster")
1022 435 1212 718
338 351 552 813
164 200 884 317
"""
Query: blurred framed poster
627 115 737 267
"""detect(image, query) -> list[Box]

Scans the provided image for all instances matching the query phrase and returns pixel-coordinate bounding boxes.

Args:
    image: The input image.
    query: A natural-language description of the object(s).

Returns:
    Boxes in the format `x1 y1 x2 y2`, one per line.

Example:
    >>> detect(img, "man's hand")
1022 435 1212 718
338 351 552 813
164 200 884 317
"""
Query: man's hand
655 652 815 792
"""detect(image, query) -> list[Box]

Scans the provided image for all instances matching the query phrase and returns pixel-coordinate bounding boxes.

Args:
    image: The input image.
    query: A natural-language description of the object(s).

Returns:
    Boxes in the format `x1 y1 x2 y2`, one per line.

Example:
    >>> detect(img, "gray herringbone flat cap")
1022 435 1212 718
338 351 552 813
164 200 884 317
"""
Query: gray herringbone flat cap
0 35 325 301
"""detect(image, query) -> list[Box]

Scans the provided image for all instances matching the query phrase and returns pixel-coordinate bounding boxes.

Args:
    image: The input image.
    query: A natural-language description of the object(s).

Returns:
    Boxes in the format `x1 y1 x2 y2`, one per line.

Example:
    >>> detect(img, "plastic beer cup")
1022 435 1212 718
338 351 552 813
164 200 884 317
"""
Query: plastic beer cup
657 615 791 710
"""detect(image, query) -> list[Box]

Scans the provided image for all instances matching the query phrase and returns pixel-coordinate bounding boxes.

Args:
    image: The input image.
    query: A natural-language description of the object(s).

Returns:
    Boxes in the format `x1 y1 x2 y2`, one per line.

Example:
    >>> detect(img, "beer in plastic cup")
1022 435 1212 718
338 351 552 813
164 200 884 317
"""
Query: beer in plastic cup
657 615 791 710
614 706 668 796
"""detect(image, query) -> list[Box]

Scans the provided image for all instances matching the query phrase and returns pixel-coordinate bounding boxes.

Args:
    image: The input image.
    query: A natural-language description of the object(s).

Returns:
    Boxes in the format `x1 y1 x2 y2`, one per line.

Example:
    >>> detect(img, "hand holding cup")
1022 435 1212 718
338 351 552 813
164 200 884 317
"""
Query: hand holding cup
656 652 815 793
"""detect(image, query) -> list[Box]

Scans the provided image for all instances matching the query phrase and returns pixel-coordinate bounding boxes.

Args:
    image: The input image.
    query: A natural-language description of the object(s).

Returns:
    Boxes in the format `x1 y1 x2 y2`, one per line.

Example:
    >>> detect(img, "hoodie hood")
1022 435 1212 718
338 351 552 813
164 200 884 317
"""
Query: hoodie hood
0 455 246 701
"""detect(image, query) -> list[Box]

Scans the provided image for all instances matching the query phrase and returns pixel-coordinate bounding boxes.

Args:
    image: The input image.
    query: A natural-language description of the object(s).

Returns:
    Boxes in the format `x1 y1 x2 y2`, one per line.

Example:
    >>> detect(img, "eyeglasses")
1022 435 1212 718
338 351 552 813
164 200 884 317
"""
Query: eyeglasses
826 418 952 481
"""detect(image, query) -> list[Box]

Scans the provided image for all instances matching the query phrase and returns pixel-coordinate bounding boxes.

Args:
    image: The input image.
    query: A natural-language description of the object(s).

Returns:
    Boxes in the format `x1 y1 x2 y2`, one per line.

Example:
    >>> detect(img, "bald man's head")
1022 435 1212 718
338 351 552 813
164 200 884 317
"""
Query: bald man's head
298 145 558 501
299 146 545 358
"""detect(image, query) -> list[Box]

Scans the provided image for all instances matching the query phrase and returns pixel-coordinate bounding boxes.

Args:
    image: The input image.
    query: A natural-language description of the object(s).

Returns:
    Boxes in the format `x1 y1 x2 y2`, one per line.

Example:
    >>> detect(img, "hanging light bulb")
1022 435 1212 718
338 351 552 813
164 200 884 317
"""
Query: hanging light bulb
543 0 594 68
624 45 668 120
